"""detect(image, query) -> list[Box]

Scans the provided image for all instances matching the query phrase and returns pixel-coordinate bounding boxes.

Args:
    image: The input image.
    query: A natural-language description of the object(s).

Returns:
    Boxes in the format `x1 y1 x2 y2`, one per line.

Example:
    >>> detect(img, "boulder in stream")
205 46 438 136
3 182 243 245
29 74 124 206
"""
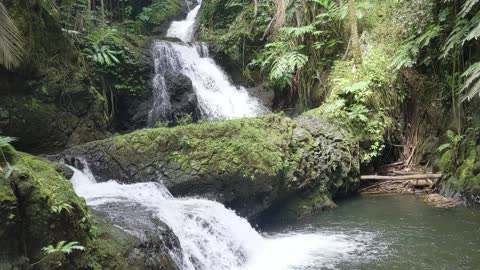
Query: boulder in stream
61 111 360 219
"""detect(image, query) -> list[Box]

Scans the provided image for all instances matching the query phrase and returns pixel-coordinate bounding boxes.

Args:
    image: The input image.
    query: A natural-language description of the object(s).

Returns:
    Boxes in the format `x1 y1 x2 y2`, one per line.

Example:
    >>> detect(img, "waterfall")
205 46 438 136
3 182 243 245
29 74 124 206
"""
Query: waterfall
166 3 201 43
70 163 381 270
148 0 268 125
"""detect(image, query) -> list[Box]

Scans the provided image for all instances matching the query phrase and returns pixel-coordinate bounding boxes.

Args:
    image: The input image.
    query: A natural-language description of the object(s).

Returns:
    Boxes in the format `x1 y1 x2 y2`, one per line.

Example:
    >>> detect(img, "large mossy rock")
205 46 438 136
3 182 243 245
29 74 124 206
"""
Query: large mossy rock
0 149 93 269
0 148 180 269
61 112 360 219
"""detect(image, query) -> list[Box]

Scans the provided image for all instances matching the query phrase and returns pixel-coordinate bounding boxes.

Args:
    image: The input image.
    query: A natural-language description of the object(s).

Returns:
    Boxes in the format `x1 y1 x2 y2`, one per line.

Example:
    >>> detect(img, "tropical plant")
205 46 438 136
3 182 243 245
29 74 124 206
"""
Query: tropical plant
441 0 480 101
31 241 85 266
0 136 16 179
84 44 121 66
51 202 74 214
0 2 23 70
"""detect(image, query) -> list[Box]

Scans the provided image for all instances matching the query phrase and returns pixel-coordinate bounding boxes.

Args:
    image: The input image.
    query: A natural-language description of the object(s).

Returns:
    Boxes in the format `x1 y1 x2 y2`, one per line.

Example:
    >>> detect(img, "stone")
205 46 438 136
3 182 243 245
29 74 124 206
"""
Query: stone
164 71 200 122
59 112 359 220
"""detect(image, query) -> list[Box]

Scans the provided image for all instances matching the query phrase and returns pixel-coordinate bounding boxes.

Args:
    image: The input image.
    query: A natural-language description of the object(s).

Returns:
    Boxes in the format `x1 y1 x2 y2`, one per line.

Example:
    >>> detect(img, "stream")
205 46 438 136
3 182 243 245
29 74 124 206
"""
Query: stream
263 195 480 269
70 162 480 270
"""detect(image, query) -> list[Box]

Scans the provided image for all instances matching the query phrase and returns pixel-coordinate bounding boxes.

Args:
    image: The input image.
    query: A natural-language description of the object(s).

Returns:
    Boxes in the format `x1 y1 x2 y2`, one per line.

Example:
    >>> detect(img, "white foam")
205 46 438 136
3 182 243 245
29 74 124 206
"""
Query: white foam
70 163 383 270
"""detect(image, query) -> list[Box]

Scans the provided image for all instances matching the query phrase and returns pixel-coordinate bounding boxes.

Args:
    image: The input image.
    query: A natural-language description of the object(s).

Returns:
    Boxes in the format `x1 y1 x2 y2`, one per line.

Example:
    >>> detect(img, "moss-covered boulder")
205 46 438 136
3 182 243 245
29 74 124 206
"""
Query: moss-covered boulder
0 148 180 269
61 112 359 219
0 148 93 269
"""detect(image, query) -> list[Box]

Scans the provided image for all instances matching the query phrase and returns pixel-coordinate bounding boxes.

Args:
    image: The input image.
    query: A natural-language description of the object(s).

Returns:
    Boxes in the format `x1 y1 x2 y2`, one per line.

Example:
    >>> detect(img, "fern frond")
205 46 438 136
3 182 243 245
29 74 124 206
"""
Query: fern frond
441 18 469 58
464 12 480 41
0 3 23 70
460 0 480 17
280 25 316 38
42 241 85 255
0 136 16 147
461 62 480 101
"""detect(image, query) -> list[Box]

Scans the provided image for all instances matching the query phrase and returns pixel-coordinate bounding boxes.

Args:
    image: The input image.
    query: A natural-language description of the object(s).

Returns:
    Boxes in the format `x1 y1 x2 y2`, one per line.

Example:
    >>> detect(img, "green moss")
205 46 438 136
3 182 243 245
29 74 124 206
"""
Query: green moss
111 114 298 179
137 0 185 32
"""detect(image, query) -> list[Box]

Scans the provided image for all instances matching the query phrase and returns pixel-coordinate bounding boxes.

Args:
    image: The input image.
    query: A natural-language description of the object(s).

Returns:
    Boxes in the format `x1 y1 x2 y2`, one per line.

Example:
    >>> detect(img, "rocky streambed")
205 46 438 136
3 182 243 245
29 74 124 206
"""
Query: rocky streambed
0 109 361 269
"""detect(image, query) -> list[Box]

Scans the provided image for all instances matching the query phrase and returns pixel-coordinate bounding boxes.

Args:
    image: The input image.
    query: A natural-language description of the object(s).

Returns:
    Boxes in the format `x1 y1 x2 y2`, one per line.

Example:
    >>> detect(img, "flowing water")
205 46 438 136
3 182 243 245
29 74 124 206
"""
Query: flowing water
263 195 480 269
148 0 267 125
70 164 480 269
70 164 384 270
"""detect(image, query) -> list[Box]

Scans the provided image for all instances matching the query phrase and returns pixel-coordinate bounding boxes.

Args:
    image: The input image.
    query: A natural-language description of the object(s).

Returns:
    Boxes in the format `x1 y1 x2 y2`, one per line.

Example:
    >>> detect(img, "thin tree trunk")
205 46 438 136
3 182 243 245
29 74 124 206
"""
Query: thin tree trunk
348 0 362 65
100 0 105 21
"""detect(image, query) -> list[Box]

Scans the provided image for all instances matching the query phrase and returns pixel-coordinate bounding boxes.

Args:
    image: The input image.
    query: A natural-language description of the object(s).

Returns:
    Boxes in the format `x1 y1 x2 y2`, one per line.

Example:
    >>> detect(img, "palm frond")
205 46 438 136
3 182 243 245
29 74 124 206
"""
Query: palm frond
0 3 23 70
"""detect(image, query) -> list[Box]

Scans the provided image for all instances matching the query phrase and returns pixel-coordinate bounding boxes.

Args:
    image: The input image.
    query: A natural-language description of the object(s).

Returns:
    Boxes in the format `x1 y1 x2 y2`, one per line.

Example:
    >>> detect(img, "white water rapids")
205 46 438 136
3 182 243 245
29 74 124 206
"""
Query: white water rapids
148 0 267 125
70 164 382 270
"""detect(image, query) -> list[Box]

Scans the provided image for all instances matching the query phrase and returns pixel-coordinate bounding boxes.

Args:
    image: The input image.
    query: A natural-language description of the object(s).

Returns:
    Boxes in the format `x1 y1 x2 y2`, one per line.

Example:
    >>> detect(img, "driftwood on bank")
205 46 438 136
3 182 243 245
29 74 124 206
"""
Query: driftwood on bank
360 174 442 181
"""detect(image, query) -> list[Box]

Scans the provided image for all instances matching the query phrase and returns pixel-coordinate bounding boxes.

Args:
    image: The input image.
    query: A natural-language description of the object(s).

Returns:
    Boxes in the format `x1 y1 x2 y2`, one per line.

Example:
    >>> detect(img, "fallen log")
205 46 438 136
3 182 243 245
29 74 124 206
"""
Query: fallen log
379 161 404 169
360 174 442 181
388 170 427 176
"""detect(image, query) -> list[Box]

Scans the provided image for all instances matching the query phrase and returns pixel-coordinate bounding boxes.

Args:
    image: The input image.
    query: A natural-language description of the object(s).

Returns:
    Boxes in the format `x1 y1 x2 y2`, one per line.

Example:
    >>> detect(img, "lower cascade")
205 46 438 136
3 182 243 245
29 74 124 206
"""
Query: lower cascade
70 163 382 270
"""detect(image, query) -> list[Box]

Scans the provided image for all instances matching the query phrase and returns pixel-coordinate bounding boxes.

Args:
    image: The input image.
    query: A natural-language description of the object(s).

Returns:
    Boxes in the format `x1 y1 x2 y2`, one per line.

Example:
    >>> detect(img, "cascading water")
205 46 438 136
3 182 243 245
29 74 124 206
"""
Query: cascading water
148 0 268 125
70 163 384 270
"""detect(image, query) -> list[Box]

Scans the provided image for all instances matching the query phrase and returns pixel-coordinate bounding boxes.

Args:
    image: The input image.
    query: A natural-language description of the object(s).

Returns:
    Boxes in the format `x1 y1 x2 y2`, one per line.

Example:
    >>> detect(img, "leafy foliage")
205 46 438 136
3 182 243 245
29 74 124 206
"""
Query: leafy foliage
0 3 23 70
461 62 480 101
31 241 85 266
84 44 121 66
0 136 16 179
42 241 85 255
441 0 480 101
394 25 442 70
437 128 480 193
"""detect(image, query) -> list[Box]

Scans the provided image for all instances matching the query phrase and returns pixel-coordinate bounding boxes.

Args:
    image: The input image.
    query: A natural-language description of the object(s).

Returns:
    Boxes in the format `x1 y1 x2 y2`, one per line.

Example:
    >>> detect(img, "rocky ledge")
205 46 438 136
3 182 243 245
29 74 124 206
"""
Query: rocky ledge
61 111 360 219
0 148 179 269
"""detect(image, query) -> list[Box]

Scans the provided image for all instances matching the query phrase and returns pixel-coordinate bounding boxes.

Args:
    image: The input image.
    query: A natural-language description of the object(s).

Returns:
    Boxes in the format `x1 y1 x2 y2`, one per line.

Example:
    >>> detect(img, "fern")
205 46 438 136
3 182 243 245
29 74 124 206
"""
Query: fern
280 25 316 38
0 136 16 147
0 136 16 179
442 6 480 57
460 0 480 17
395 24 441 69
42 241 85 255
270 51 308 86
461 62 480 101
31 241 85 266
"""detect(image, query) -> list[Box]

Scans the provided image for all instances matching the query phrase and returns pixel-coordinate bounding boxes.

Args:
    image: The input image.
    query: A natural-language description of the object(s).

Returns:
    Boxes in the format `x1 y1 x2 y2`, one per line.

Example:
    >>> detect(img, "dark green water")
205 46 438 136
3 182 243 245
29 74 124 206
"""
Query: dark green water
262 195 480 269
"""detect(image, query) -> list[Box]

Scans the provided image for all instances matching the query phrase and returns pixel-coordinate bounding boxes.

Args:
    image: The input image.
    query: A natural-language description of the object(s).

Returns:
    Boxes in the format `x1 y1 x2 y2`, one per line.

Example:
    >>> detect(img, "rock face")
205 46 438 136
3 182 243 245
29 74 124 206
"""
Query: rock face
0 0 109 152
0 149 93 269
61 112 359 219
0 148 180 269
0 92 108 152
93 203 181 270
164 71 200 123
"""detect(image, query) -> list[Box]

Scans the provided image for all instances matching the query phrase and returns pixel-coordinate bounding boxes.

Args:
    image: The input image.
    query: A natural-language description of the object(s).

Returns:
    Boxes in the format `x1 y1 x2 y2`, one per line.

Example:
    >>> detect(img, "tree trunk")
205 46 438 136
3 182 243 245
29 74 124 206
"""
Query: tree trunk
348 0 362 65
100 0 105 21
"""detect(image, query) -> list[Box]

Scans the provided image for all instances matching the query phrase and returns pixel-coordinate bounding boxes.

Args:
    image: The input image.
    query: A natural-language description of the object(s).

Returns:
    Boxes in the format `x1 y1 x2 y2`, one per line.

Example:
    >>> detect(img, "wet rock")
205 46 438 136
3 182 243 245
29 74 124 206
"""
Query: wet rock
93 202 182 270
0 94 108 152
60 112 359 219
164 71 200 122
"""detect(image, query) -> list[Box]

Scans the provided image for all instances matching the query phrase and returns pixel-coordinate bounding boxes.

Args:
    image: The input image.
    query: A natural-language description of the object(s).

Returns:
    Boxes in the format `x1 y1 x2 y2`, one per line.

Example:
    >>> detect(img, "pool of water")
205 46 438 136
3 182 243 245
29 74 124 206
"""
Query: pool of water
261 194 480 269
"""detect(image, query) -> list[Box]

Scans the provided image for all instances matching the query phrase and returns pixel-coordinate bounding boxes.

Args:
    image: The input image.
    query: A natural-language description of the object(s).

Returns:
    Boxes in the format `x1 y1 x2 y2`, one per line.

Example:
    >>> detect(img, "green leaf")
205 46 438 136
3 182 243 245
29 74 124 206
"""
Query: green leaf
437 143 452 152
